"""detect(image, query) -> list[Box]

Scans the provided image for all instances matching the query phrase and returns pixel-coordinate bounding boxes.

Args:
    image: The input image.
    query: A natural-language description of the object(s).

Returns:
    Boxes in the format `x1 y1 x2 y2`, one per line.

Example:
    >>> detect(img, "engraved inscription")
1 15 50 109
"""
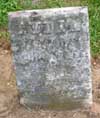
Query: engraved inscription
32 22 53 34
18 19 81 35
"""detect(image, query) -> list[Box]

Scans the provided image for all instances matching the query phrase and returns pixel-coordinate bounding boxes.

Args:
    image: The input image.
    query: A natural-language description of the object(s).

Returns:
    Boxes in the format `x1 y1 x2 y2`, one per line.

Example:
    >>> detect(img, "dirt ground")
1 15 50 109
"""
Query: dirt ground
0 41 100 118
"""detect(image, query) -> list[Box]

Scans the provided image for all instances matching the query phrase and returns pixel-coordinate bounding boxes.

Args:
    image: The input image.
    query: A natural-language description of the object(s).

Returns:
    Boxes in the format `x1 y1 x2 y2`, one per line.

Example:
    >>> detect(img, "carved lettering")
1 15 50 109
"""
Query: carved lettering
56 20 66 33
32 22 53 34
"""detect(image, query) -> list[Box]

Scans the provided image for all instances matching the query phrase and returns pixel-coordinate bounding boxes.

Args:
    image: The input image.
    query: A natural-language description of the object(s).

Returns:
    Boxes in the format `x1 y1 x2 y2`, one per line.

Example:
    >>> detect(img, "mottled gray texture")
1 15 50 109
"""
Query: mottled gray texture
8 7 92 109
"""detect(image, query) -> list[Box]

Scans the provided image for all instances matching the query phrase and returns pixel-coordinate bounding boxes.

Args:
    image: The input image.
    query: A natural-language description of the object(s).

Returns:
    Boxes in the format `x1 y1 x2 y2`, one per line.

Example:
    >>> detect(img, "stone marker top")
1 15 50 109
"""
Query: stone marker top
8 7 88 18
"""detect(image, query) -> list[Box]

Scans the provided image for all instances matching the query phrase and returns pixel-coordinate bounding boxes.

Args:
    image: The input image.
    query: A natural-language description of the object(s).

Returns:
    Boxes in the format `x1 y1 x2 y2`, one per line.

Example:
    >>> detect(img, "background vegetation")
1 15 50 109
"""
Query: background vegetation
0 0 100 56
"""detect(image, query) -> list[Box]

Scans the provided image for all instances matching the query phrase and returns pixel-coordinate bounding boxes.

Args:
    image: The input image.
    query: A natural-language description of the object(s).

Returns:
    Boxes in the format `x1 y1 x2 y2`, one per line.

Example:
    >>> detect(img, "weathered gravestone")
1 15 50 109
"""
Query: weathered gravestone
8 7 92 109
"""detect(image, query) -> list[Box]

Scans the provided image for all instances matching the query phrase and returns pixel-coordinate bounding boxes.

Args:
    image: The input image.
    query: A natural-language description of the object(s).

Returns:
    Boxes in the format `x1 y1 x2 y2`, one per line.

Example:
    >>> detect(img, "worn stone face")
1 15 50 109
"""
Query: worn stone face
8 7 92 109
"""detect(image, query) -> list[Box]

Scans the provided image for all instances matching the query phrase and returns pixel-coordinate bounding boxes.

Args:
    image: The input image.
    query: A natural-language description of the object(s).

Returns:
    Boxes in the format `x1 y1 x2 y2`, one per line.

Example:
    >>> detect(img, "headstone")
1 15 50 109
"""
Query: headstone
8 7 92 109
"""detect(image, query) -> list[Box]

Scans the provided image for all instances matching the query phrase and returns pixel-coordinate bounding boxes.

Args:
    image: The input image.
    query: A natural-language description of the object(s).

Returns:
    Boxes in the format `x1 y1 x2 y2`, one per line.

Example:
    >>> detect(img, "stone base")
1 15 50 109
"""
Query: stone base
19 96 92 110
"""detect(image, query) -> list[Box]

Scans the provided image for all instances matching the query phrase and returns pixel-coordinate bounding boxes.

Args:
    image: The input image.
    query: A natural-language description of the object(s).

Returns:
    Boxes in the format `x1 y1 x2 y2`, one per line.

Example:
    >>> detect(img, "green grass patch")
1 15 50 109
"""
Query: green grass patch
0 30 10 41
0 0 100 56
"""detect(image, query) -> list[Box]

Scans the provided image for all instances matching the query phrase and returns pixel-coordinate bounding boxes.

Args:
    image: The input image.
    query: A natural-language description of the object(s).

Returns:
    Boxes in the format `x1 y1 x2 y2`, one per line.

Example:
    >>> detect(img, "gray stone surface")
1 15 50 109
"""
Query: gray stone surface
8 7 92 109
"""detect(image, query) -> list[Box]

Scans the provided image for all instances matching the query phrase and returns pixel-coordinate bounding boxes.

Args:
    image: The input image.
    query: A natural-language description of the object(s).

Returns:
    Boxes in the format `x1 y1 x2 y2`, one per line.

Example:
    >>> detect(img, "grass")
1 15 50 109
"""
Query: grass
0 0 100 56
